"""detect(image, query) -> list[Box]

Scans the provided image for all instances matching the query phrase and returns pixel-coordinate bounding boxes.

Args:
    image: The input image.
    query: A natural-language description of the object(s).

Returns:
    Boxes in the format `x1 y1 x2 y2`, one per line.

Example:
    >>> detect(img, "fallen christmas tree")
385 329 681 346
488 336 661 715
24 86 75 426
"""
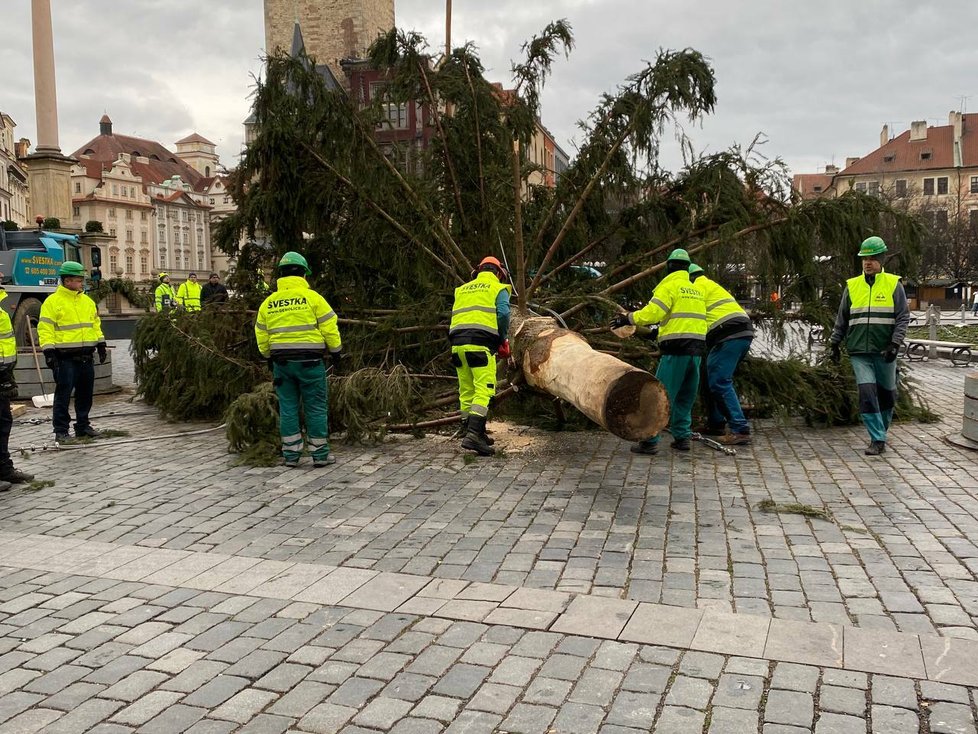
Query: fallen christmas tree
131 21 934 459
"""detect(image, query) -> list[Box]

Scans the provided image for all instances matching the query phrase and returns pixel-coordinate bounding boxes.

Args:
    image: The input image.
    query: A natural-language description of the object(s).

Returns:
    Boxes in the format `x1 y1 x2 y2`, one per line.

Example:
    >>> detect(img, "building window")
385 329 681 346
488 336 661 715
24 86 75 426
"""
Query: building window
141 211 147 222
921 151 932 160
868 181 880 197
159 249 167 268
72 206 80 217
971 210 978 233
971 176 978 194
109 254 117 273
157 225 166 243
371 83 409 130
854 182 867 193
108 207 116 218
126 229 133 243
74 182 81 194
140 253 148 273
197 247 205 266
109 228 116 236
923 178 935 196
125 209 132 220
933 210 948 230
937 177 949 195
209 198 215 205
112 184 118 195
125 254 134 274
140 231 148 244
223 196 229 204
130 187 136 198
813 186 822 193
120 187 127 198
895 179 907 198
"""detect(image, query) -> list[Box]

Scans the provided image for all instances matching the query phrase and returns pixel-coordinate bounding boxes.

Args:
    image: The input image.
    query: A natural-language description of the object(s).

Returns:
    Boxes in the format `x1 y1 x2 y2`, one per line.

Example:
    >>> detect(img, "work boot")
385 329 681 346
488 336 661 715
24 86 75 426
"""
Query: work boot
671 438 691 451
693 424 726 437
283 457 300 468
313 455 336 467
458 417 494 445
75 426 101 439
630 441 659 455
864 441 886 456
718 432 751 446
0 467 34 484
461 415 495 456
53 433 69 444
0 481 11 493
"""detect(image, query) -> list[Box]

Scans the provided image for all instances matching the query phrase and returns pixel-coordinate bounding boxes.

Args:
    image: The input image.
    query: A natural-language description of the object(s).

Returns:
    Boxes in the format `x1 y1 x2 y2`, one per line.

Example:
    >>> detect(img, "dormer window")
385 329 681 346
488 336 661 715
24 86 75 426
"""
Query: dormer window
883 154 895 163
921 151 932 160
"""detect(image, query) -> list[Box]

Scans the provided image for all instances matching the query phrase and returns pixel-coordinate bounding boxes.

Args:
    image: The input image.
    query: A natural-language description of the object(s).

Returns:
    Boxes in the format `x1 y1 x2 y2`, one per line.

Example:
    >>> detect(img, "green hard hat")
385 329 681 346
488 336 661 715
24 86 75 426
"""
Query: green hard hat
59 261 86 277
688 263 704 275
278 251 311 275
667 248 691 263
857 236 887 257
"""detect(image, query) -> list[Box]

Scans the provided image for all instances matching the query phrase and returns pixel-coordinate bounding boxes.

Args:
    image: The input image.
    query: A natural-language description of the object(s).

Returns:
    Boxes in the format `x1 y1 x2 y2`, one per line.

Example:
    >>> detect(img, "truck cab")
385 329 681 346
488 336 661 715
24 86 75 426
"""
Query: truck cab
0 228 87 346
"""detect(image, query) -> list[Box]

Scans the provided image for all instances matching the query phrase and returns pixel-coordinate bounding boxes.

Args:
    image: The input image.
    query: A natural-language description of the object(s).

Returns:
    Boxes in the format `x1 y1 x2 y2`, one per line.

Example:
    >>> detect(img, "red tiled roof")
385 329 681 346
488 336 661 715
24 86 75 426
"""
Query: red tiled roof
841 114 978 175
174 132 216 146
72 130 204 189
792 172 834 199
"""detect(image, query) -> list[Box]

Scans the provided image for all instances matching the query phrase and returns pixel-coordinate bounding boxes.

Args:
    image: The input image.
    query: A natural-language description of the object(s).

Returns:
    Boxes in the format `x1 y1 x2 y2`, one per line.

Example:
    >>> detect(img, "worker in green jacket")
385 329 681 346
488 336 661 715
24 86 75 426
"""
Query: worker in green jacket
611 248 707 454
829 236 910 455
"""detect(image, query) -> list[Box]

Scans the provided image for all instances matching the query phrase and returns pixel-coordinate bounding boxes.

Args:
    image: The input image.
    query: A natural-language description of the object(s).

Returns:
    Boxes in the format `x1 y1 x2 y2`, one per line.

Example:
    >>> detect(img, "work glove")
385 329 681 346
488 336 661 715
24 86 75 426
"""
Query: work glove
43 350 58 373
609 313 631 330
830 343 841 364
638 325 659 342
96 343 107 364
883 343 900 363
498 340 511 359
329 351 342 375
0 366 16 399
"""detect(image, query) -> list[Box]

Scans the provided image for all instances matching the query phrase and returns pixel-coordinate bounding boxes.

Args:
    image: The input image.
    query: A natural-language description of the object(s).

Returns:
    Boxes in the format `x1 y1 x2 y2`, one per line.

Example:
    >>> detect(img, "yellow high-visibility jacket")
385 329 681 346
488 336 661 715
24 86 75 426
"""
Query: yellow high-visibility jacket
0 291 15 367
695 275 754 347
155 283 177 312
629 270 707 355
449 271 511 349
177 280 202 311
255 275 342 359
38 285 105 354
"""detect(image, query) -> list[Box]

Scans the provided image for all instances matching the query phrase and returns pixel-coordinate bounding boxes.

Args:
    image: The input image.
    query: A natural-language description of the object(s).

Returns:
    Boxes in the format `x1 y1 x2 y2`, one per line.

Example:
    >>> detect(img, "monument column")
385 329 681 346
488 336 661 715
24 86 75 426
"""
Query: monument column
21 0 75 225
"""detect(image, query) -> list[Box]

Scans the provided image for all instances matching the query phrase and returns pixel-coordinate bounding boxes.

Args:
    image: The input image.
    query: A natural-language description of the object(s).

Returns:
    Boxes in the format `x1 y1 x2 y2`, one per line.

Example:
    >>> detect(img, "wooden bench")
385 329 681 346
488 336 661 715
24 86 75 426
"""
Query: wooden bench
904 339 975 366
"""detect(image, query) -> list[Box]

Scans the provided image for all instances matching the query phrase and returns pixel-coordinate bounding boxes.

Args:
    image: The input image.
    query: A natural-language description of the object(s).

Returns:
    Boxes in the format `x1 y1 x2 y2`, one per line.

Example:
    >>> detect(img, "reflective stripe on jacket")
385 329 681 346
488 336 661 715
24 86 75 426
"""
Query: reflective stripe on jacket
844 271 901 354
0 291 15 366
449 271 511 348
255 275 342 358
696 276 754 346
38 285 105 353
155 283 177 311
630 270 707 354
177 280 202 311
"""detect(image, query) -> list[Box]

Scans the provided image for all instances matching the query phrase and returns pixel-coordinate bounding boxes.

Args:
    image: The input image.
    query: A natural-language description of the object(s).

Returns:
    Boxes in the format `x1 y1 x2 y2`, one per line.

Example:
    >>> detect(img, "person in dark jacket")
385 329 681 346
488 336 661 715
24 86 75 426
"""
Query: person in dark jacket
201 273 229 304
829 236 910 456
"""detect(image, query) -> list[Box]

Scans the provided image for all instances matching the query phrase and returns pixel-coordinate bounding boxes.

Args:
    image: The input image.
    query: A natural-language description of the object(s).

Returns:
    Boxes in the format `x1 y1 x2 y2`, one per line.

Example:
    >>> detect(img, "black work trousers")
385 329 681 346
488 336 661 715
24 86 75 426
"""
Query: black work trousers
0 398 10 469
53 355 95 436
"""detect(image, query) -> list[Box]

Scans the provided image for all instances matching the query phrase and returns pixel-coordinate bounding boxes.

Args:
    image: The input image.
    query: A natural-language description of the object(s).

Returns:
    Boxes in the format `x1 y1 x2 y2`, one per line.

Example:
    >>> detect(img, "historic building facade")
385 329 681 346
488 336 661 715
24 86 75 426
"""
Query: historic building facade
0 113 31 228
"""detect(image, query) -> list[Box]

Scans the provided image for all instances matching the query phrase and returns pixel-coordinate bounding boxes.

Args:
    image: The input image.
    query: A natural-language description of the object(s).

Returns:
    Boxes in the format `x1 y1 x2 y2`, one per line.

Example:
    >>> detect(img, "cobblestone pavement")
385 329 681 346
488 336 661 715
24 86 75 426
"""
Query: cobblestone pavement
0 357 975 731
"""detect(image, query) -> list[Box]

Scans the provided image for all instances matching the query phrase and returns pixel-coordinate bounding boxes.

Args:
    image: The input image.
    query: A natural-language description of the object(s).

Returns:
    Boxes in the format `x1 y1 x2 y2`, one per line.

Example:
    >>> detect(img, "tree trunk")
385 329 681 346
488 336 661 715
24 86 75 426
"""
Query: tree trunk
511 315 669 441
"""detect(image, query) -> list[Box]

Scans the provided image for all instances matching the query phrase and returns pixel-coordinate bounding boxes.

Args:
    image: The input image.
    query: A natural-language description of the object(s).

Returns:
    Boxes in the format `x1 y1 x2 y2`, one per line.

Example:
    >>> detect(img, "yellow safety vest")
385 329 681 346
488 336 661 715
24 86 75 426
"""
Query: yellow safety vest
177 280 202 311
846 270 901 354
155 283 177 311
631 270 707 350
449 271 509 344
38 285 105 352
0 291 16 367
255 275 342 357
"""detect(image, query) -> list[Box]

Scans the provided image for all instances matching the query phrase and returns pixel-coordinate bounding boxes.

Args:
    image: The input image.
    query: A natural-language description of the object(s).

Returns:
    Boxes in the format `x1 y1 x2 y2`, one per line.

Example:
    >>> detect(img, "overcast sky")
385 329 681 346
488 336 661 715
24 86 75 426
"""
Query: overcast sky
3 0 977 178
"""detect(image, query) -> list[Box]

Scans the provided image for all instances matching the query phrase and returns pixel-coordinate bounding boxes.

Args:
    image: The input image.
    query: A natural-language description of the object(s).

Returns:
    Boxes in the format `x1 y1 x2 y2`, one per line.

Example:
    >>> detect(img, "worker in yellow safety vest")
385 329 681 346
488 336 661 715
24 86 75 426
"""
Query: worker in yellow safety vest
0 276 34 489
256 251 342 467
177 272 202 311
448 256 512 457
39 261 108 443
610 248 706 455
828 236 910 455
688 263 754 446
155 272 177 312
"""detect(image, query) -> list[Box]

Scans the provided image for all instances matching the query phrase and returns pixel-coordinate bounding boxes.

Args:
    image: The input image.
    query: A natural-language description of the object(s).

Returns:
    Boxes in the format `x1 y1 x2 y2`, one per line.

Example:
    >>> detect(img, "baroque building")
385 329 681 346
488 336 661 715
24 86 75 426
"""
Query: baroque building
0 113 31 228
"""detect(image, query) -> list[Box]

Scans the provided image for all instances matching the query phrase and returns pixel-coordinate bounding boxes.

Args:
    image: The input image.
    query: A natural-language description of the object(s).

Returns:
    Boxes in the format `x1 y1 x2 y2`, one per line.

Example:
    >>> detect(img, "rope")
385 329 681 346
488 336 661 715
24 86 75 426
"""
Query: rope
16 424 226 453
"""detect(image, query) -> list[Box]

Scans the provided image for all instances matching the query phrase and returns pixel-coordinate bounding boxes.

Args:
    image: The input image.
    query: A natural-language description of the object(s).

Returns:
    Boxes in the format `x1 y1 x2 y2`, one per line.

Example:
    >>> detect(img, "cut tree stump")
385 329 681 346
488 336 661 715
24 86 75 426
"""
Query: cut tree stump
512 315 669 441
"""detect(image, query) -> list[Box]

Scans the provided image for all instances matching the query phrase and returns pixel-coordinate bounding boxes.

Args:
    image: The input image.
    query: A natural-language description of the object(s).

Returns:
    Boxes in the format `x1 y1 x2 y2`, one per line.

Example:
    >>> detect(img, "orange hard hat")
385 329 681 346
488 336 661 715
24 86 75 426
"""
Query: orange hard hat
474 255 509 283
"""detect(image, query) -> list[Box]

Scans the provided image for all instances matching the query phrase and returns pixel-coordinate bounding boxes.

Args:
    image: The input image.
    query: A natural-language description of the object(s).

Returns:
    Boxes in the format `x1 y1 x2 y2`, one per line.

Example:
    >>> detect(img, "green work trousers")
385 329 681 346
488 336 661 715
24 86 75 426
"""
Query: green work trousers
273 359 330 461
644 354 702 445
850 353 897 443
451 345 496 418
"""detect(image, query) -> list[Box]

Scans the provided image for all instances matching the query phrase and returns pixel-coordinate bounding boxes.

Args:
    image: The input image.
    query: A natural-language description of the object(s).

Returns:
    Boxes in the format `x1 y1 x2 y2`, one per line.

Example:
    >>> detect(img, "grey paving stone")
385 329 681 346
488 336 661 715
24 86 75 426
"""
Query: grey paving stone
410 694 464 722
99 670 169 702
499 703 558 734
0 707 63 733
764 690 814 728
110 690 184 726
443 710 503 734
181 675 250 708
267 680 334 718
128 702 207 734
183 720 237 734
430 663 490 699
708 706 758 734
328 677 385 707
928 702 976 734
353 696 413 730
160 661 229 693
488 656 541 687
920 681 971 704
871 675 917 710
210 688 279 724
819 684 866 716
388 717 444 734
620 663 671 694
712 673 764 710
814 712 867 734
552 701 605 734
770 663 819 692
299 702 357 734
870 704 919 733
41 681 105 711
654 706 705 733
605 691 658 729
568 668 622 707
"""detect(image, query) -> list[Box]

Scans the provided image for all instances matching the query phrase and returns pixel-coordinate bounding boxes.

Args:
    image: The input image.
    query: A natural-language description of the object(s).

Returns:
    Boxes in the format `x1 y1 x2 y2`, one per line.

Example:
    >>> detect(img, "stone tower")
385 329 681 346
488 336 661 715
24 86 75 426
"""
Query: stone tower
264 0 395 82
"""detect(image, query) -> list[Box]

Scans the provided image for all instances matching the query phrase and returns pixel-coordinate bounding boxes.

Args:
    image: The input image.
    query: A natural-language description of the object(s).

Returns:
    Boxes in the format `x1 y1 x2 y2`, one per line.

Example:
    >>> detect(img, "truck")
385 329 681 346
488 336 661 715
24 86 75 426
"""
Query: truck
0 227 91 346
